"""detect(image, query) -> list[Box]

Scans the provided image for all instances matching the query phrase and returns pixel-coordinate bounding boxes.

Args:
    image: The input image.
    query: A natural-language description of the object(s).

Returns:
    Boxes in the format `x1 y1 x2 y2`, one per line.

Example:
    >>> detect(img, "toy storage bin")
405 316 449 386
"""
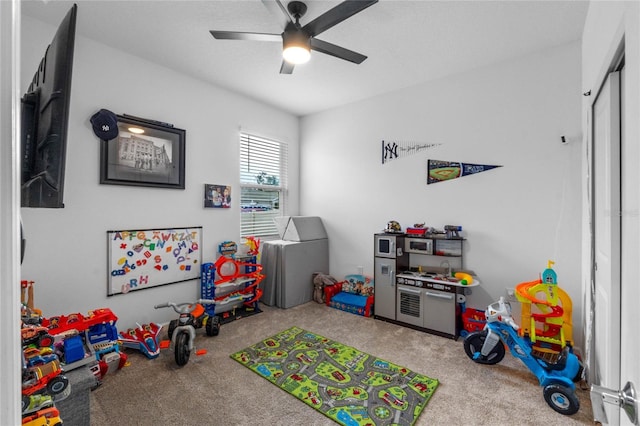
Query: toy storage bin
461 307 486 335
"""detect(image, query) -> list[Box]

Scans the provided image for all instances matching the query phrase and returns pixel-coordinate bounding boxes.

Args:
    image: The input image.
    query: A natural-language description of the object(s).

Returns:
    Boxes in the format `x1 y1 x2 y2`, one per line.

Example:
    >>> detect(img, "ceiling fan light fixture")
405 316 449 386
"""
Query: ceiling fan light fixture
282 30 310 64
283 46 310 64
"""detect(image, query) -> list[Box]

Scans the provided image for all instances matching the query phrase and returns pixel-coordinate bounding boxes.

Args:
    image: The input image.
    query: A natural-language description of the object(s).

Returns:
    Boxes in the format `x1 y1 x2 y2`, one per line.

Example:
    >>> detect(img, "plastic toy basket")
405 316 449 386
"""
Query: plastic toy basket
461 307 486 336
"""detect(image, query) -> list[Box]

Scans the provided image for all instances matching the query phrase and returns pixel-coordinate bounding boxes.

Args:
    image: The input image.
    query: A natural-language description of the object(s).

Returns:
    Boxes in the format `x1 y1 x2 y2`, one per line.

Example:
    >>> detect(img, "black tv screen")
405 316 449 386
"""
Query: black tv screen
21 4 77 208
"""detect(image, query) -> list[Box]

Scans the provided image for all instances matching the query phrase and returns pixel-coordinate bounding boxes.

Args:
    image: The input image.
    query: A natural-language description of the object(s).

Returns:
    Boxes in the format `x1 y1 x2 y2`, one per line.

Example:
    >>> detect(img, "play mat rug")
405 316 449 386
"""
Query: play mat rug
230 326 439 426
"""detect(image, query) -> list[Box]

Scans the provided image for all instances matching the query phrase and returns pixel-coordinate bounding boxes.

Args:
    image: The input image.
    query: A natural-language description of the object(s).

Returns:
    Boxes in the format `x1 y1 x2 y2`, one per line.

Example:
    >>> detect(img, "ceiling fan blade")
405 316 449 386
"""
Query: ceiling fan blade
261 0 293 29
280 60 295 74
209 30 281 42
303 0 378 37
310 38 367 64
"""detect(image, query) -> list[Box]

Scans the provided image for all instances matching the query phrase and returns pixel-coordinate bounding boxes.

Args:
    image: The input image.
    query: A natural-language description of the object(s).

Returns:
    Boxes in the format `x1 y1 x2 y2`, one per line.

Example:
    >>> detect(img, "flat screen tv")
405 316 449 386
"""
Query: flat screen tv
21 3 77 208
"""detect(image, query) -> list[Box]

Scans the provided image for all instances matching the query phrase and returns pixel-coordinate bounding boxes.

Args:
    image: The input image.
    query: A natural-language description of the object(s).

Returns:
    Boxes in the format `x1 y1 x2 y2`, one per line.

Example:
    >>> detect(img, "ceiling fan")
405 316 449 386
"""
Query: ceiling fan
210 0 378 74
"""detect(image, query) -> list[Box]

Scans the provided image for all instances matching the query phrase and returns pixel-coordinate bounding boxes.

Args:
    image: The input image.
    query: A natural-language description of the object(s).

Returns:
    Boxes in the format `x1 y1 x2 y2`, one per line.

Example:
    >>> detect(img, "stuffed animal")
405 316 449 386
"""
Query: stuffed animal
312 272 338 304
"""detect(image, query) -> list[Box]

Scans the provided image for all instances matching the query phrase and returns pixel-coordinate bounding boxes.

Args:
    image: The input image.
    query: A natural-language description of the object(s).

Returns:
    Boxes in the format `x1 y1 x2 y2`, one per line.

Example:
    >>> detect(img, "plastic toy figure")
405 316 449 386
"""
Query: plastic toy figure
154 299 220 366
243 236 261 256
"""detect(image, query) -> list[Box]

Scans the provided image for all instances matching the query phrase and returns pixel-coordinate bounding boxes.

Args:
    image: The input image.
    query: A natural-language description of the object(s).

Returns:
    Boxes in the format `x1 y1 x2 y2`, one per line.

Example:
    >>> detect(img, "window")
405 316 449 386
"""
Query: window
240 132 288 238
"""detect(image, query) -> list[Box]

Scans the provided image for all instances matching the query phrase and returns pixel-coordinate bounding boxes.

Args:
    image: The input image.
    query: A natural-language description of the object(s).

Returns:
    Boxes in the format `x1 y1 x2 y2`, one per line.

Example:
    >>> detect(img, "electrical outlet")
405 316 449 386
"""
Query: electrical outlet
506 287 517 302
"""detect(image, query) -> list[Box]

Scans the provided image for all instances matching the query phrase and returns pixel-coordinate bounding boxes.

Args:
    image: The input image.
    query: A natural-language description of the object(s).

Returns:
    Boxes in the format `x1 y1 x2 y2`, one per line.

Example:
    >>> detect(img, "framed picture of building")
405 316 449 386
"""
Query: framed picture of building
100 115 185 189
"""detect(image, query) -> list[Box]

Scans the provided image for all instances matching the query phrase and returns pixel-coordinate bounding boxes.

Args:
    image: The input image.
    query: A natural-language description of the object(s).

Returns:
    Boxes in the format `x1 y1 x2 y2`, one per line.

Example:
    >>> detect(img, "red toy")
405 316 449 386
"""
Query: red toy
214 255 264 287
21 359 68 397
42 308 118 335
41 308 127 377
21 406 62 426
243 236 261 256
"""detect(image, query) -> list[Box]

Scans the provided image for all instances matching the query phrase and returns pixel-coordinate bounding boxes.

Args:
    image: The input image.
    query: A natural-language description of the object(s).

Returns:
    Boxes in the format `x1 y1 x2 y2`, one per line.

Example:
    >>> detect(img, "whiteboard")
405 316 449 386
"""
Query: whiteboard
107 226 202 296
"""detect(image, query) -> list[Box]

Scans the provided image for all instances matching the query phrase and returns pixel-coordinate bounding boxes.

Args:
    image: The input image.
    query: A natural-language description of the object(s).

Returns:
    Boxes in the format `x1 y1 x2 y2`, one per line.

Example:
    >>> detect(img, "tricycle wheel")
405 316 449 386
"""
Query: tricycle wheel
175 332 190 366
463 330 505 365
167 319 177 340
543 383 580 415
206 315 220 336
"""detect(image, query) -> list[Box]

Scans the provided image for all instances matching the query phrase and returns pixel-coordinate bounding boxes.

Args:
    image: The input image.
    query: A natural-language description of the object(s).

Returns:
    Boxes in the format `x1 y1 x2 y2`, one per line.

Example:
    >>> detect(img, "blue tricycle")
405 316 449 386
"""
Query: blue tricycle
463 297 583 415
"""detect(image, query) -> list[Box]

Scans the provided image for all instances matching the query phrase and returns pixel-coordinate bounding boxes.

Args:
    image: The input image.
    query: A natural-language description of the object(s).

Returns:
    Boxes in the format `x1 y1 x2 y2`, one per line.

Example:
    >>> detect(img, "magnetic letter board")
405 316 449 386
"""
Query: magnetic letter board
107 226 202 296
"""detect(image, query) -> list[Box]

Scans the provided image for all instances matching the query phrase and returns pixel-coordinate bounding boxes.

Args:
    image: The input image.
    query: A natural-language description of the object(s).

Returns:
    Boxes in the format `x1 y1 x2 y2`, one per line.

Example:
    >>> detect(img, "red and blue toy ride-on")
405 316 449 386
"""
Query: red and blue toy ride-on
463 296 583 415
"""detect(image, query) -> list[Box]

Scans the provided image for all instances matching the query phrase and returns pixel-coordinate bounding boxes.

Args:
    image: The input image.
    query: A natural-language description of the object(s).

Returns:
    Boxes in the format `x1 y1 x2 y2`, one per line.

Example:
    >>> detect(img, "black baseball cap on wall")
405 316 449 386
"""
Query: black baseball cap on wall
90 109 119 140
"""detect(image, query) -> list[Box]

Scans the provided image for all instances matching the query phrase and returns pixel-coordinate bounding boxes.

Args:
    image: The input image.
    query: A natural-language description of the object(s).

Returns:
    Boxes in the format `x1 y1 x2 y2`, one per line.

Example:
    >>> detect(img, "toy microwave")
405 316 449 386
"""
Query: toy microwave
404 238 433 255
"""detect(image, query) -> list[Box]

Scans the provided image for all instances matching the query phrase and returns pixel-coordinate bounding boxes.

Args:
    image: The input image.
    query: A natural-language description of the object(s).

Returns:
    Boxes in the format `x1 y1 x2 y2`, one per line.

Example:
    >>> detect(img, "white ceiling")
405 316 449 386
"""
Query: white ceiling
22 0 589 117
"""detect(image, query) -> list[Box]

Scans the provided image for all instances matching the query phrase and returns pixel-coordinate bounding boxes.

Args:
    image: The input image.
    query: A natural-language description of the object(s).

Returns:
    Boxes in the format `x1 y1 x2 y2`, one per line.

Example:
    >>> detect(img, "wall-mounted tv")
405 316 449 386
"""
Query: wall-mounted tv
21 4 77 208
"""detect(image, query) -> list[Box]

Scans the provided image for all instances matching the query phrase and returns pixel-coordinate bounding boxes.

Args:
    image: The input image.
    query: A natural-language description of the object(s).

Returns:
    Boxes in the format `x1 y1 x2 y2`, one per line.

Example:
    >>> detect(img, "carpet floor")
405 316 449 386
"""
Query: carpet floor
90 301 594 425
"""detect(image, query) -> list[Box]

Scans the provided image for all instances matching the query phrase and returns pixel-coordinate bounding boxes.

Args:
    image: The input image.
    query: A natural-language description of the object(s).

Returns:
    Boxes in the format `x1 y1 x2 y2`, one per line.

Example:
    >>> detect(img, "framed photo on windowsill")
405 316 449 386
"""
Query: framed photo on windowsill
100 115 186 189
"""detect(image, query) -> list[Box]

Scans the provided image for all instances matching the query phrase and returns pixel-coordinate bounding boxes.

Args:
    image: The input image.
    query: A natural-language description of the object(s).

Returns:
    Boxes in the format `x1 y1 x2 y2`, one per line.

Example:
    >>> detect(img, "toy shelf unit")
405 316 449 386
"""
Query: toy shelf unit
200 254 263 325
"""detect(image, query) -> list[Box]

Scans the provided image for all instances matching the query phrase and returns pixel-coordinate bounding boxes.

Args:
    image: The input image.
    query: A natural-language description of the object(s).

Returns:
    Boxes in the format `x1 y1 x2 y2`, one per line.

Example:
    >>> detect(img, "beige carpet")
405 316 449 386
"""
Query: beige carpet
90 301 593 425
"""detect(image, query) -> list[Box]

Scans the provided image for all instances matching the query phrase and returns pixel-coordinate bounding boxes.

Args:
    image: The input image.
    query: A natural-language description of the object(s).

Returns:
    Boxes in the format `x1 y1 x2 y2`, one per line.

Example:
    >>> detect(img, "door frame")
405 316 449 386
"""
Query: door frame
590 65 623 425
587 36 630 423
0 0 22 424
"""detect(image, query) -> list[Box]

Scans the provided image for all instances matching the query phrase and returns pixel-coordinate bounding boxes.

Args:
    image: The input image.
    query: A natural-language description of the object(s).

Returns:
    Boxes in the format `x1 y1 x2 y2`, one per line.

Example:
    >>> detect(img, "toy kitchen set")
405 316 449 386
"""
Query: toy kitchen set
373 222 479 339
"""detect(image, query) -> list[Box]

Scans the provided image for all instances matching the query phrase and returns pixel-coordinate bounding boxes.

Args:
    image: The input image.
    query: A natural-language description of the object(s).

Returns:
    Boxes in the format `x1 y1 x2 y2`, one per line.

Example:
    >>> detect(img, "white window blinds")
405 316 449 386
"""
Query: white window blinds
240 132 288 238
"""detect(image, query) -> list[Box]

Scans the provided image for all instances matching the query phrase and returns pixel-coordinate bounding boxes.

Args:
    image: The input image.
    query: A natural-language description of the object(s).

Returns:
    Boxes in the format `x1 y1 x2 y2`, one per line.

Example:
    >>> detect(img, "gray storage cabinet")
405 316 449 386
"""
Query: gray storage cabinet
261 216 329 308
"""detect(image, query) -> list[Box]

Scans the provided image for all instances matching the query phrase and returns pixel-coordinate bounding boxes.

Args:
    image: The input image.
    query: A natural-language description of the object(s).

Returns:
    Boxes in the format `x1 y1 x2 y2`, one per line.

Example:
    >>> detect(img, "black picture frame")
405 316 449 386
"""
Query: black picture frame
100 115 185 189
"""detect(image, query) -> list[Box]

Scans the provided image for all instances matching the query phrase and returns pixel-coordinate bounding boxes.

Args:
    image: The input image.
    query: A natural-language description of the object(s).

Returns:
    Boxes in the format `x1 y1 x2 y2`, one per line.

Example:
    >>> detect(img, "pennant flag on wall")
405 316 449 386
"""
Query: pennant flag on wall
427 159 502 184
382 140 442 164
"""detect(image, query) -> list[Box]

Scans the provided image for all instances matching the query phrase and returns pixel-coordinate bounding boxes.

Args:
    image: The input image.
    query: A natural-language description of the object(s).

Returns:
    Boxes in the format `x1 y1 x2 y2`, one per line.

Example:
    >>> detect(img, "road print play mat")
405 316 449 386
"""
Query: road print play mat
230 326 439 425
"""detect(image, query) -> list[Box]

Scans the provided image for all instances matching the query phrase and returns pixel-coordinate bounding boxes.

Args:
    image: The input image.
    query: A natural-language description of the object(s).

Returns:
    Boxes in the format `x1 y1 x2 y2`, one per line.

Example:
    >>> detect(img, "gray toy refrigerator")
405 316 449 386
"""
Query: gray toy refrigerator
261 216 329 308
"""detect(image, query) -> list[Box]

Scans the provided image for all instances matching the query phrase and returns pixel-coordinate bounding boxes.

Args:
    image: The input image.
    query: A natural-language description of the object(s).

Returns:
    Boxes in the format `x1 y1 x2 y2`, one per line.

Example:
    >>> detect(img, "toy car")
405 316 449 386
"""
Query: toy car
21 406 62 426
23 347 58 367
119 323 162 359
21 393 53 415
21 359 68 397
21 325 54 348
21 305 43 326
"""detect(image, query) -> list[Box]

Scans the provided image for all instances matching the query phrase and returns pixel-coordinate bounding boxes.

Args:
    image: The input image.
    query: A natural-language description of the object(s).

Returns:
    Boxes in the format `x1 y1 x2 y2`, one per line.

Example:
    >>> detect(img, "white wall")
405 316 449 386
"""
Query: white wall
19 15 299 329
300 42 584 347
